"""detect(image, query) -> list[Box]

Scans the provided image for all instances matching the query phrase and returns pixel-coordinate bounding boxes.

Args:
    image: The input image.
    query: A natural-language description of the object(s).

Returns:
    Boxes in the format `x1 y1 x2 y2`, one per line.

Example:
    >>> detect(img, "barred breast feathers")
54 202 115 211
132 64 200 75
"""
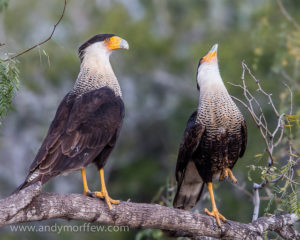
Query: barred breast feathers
197 68 244 132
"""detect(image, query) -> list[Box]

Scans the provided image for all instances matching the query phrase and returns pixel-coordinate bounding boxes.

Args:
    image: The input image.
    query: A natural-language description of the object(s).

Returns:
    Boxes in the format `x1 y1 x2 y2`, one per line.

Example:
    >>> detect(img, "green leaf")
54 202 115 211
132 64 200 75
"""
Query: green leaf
0 59 19 126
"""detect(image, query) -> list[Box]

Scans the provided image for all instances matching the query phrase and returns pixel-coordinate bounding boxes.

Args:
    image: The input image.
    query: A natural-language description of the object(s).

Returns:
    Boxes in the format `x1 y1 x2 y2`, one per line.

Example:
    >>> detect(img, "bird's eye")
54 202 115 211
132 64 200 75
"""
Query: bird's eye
105 38 111 42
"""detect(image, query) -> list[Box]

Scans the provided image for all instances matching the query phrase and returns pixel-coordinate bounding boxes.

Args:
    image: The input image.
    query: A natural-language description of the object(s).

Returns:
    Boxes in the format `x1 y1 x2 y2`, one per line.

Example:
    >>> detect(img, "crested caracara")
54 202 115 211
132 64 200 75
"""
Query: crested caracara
173 44 247 226
14 34 129 210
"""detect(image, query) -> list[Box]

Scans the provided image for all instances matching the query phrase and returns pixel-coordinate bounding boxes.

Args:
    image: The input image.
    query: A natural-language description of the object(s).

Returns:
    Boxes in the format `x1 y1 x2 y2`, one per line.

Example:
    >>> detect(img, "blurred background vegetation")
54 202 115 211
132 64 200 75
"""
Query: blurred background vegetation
0 0 299 239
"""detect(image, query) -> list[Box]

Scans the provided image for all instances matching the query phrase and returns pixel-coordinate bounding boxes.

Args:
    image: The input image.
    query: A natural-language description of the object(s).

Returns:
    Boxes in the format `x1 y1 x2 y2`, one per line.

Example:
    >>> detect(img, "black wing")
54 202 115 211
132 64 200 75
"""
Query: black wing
239 120 247 157
16 87 124 191
173 111 205 209
175 111 205 182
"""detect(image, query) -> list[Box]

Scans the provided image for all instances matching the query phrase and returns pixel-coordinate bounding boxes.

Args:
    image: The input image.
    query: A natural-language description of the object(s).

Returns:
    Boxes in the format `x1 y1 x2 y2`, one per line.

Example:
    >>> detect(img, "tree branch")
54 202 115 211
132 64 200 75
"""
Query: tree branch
229 62 297 222
0 183 298 240
2 0 67 62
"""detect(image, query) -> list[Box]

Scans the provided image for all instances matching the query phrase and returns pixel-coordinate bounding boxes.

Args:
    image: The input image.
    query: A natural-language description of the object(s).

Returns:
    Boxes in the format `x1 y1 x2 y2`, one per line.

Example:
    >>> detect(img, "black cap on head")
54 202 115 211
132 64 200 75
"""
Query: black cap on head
78 33 115 61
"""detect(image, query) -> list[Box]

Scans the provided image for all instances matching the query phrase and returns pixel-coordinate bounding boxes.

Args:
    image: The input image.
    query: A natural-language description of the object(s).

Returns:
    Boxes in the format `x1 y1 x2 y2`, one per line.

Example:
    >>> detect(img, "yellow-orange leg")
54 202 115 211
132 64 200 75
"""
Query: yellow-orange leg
93 168 120 210
219 168 237 183
204 182 226 227
81 168 91 195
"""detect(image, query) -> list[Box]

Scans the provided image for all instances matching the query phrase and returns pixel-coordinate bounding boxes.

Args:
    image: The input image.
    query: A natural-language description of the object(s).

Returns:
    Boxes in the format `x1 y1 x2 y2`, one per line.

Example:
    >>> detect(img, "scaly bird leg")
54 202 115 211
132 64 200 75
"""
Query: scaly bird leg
92 168 120 210
204 182 226 227
219 168 237 183
81 168 91 195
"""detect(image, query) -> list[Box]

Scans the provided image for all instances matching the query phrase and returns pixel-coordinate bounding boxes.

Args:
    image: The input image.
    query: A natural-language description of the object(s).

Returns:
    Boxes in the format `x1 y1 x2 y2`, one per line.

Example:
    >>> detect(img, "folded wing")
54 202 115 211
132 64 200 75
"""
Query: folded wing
17 87 124 191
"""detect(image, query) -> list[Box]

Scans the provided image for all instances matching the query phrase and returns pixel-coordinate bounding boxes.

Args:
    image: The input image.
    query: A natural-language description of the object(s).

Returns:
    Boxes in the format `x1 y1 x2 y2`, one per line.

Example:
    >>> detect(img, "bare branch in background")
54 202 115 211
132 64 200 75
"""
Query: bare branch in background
281 70 300 92
2 0 67 62
0 183 298 240
276 0 300 31
231 181 253 199
229 62 298 223
283 85 294 116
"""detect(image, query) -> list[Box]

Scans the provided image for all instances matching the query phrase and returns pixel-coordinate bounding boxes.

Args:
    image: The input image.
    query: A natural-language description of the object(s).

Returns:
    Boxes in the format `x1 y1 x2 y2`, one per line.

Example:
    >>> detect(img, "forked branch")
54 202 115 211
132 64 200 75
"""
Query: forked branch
229 62 298 223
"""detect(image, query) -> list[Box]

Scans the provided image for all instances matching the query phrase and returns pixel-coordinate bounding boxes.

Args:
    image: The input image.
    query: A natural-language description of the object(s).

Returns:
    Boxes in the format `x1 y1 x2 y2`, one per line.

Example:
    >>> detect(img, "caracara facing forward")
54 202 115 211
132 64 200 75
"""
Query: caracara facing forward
15 34 129 210
173 44 247 226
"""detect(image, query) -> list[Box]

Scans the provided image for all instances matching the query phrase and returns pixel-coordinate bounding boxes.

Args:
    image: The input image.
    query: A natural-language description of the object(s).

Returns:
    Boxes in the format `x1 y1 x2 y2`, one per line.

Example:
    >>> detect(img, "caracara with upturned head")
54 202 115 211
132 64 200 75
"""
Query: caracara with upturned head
173 44 247 226
14 34 129 210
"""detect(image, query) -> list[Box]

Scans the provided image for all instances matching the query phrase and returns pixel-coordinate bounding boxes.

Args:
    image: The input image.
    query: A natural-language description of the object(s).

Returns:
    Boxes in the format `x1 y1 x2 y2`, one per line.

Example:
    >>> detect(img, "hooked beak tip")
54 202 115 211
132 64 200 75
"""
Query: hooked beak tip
120 39 129 50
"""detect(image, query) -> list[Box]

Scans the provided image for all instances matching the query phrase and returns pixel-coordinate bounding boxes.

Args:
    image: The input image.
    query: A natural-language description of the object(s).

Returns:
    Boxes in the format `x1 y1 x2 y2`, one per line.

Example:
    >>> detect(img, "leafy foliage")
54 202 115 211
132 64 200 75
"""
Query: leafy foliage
244 0 300 220
0 60 19 127
136 229 164 240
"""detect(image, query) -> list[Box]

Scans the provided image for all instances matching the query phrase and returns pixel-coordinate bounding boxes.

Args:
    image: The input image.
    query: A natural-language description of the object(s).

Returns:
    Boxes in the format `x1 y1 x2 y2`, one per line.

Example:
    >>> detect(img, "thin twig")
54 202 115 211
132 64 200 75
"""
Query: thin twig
230 91 272 136
230 181 281 202
242 62 280 117
282 81 293 115
231 62 296 222
281 70 300 91
2 0 67 62
276 0 300 31
231 181 253 198
268 172 300 186
274 124 284 147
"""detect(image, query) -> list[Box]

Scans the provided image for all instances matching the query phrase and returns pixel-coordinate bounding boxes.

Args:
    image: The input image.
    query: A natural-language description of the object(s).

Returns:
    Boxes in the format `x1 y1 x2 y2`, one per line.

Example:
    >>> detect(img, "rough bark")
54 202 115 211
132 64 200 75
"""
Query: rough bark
0 183 298 239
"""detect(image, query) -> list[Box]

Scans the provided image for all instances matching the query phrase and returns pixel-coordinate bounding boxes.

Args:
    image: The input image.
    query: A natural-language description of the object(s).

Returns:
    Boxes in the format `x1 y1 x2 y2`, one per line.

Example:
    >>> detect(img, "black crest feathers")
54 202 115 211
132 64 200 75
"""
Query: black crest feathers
78 34 115 62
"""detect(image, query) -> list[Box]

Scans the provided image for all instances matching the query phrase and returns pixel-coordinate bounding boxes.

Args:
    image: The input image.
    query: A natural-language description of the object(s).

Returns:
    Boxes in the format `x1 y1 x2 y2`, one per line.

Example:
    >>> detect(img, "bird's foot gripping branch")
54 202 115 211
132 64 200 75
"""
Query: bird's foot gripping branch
0 183 298 240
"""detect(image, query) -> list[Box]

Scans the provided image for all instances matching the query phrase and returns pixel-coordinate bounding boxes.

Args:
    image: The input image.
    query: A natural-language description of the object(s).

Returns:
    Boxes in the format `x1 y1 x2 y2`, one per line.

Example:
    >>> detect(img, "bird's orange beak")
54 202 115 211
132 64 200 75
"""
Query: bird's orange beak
201 44 218 63
105 36 129 50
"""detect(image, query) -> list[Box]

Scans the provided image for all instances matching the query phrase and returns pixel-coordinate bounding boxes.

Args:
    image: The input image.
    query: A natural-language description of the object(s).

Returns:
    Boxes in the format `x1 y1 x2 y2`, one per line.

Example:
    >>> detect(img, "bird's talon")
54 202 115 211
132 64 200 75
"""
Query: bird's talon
204 208 226 227
110 199 120 204
93 191 120 210
219 170 228 182
106 199 112 210
92 191 105 198
220 168 237 183
229 172 237 183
